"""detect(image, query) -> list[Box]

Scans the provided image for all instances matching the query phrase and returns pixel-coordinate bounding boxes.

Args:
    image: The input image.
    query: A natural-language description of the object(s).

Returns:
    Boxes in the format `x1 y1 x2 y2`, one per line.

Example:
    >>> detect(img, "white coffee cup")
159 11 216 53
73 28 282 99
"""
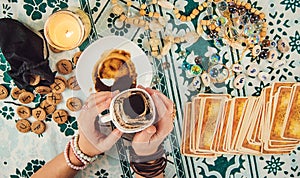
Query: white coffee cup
100 88 156 133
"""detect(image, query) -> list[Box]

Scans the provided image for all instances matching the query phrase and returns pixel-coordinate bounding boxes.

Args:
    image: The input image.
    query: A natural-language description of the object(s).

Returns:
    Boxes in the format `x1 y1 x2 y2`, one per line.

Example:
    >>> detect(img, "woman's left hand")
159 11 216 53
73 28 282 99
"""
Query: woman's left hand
131 87 175 157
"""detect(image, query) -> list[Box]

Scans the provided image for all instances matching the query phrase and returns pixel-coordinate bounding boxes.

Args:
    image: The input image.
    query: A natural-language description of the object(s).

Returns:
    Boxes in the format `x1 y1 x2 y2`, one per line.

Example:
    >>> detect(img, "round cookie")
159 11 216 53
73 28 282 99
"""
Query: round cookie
52 109 69 124
18 91 35 104
16 106 31 119
29 75 41 86
66 97 83 111
16 119 31 133
67 76 81 90
11 87 25 99
0 84 9 99
55 76 67 85
50 78 66 93
35 86 52 95
56 59 73 75
40 100 56 115
32 107 47 121
72 51 82 65
46 93 63 105
31 120 46 134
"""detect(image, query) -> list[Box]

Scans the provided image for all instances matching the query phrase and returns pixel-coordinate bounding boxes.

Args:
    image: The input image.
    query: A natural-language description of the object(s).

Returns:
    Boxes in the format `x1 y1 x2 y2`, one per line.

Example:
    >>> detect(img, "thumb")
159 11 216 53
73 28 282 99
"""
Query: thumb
133 125 156 143
99 129 123 151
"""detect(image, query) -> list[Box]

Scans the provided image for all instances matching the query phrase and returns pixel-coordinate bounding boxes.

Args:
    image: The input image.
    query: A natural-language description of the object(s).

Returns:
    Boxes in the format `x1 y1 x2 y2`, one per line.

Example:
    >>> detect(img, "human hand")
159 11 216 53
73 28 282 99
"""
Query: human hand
131 87 175 157
77 91 123 157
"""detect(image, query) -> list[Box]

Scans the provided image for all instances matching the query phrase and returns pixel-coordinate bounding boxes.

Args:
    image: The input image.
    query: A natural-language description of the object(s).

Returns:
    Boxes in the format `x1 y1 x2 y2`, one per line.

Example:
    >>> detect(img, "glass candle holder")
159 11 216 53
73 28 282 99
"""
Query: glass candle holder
44 7 91 51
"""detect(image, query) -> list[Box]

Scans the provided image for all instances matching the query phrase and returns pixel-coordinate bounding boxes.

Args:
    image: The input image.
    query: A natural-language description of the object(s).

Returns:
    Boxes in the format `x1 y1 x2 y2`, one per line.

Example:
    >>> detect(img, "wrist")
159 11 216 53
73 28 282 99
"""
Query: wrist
134 147 159 157
73 134 99 163
130 145 165 163
77 133 102 157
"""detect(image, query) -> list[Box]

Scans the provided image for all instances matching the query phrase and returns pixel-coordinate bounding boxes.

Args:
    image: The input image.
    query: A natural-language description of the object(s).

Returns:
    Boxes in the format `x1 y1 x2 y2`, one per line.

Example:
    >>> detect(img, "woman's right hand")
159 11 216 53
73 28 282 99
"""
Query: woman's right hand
77 91 123 157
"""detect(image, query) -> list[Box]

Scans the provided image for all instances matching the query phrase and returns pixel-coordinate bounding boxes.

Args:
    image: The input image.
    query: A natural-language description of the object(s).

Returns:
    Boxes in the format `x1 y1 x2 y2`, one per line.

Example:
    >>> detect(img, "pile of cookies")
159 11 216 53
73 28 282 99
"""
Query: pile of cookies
181 82 300 157
0 51 83 134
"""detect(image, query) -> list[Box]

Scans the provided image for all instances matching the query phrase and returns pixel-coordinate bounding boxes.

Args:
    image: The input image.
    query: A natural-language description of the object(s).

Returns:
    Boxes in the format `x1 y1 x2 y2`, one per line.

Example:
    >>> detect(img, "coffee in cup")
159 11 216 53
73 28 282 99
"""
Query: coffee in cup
100 88 156 133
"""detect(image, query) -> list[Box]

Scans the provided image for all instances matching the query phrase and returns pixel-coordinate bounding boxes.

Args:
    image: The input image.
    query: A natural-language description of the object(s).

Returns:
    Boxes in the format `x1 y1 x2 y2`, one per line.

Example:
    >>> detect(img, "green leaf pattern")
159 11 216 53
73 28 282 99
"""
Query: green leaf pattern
23 0 47 20
0 106 15 120
280 0 300 13
58 116 78 137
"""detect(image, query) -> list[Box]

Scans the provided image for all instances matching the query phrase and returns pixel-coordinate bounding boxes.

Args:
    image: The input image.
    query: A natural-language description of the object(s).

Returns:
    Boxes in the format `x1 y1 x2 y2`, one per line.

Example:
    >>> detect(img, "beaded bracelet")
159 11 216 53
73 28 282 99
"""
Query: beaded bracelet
73 133 98 163
64 140 87 171
70 137 89 166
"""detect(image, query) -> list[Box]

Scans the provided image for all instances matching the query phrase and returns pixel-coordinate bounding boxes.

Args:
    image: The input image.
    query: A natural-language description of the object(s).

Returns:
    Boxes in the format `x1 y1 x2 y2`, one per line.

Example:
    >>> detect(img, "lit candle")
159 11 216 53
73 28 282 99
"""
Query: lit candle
44 8 91 51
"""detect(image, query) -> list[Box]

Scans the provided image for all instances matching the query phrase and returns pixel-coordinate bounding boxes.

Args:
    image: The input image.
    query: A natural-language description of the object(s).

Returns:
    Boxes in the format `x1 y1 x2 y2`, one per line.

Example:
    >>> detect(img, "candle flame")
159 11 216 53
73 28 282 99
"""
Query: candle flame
65 30 74 38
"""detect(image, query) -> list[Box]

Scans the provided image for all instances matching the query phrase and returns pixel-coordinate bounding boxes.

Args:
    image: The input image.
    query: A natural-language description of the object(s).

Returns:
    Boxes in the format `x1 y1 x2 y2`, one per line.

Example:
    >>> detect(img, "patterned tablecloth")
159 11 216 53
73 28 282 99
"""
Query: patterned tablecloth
0 0 300 177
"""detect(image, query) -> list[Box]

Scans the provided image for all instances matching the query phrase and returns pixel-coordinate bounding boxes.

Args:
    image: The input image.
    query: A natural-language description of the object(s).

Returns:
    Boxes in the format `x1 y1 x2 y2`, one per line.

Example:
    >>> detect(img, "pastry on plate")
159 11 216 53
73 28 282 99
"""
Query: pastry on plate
93 49 137 92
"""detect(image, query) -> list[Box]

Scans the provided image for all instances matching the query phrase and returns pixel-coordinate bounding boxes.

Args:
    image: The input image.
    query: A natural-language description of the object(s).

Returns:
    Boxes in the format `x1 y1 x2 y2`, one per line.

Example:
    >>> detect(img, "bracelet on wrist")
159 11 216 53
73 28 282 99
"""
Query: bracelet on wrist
73 133 98 163
70 137 89 165
129 145 167 178
64 140 87 171
130 157 167 178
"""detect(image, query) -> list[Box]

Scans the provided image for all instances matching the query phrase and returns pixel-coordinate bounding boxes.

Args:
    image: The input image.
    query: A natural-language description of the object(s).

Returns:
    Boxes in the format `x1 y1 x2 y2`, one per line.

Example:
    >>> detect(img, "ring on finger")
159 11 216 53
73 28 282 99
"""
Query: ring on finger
171 104 176 121
82 103 89 111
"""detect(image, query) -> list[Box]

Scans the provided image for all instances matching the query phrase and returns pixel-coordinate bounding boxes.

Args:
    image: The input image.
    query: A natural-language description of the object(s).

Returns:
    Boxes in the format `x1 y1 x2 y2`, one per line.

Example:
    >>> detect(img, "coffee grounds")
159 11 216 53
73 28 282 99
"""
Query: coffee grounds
123 93 145 119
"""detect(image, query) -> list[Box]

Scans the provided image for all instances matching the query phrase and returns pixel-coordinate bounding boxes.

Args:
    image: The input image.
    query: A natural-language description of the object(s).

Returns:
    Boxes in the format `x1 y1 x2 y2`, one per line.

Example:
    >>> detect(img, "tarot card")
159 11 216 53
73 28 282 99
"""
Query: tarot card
269 86 295 141
190 98 204 153
234 97 258 152
196 97 225 152
182 102 216 157
282 83 300 140
249 96 263 143
218 99 232 153
227 97 248 152
264 83 294 139
181 102 191 155
197 93 231 99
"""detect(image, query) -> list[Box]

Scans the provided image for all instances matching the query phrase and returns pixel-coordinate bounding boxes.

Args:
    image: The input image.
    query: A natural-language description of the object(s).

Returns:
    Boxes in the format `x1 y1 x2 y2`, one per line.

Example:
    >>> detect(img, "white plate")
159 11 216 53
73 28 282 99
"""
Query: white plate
76 36 153 96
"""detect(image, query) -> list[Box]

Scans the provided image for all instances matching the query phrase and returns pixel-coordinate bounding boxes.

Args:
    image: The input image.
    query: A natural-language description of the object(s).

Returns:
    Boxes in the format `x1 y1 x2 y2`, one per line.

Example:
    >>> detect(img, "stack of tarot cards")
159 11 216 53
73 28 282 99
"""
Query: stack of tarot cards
181 82 300 157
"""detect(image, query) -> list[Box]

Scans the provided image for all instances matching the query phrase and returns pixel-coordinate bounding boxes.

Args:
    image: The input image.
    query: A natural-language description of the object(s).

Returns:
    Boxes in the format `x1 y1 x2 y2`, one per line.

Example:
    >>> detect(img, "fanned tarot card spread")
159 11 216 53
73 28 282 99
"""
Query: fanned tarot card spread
180 82 300 157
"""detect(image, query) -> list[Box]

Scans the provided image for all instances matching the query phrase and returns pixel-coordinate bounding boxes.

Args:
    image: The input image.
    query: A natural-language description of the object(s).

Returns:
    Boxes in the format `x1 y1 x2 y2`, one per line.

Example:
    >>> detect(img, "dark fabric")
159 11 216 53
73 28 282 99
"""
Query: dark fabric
0 18 54 91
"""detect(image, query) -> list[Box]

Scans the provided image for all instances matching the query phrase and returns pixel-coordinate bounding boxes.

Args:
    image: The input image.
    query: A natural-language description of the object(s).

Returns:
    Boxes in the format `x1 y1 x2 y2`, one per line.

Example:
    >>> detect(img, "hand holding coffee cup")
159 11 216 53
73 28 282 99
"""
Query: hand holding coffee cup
100 88 156 133
76 91 123 156
131 86 175 160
